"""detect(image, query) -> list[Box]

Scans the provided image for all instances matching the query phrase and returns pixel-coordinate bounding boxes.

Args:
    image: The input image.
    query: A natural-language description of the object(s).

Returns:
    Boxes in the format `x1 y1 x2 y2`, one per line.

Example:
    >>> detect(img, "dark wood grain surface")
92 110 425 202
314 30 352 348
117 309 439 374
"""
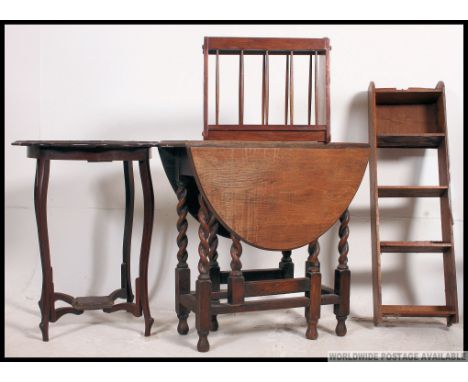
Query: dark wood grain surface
189 144 369 250
159 140 367 148
12 140 159 148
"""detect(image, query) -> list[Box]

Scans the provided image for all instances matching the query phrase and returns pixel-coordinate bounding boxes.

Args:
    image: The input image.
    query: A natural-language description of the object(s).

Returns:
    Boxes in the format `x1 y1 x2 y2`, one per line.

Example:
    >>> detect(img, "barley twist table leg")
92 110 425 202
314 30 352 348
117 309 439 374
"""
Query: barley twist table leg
208 213 220 331
175 178 190 335
334 209 350 337
196 194 212 352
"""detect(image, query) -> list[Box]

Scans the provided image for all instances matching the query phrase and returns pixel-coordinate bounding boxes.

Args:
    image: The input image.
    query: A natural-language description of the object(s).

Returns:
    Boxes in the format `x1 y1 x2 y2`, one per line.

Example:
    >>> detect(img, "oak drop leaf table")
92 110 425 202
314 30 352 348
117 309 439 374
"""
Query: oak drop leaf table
159 140 369 352
12 140 158 341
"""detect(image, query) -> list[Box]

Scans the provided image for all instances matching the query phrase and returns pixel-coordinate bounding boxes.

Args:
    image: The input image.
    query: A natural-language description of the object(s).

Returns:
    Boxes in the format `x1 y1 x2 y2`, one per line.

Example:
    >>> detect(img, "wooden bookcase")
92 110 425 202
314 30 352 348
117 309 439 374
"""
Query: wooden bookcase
368 82 458 326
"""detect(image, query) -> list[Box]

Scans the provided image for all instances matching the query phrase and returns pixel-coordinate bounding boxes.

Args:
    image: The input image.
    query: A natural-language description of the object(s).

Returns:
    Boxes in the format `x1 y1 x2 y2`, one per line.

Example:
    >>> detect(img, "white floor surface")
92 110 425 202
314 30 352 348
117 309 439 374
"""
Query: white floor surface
5 296 463 358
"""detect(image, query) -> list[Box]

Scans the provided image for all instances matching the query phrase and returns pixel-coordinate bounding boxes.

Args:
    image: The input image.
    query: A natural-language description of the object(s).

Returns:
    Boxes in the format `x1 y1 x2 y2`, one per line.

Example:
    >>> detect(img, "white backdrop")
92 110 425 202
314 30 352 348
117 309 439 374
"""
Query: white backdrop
5 25 463 324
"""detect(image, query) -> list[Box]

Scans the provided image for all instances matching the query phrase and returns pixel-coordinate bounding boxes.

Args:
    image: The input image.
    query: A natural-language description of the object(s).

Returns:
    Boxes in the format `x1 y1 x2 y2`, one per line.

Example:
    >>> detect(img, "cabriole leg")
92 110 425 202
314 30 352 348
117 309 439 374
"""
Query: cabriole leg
334 209 350 337
138 159 155 336
122 161 135 302
34 159 53 341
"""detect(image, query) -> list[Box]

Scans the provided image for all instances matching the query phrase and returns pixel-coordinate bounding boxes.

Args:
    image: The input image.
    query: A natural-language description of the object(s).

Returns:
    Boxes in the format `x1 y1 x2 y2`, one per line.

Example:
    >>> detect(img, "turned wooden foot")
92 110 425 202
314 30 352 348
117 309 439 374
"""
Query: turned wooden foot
177 313 189 335
210 315 219 331
306 322 318 340
335 317 347 336
197 333 210 352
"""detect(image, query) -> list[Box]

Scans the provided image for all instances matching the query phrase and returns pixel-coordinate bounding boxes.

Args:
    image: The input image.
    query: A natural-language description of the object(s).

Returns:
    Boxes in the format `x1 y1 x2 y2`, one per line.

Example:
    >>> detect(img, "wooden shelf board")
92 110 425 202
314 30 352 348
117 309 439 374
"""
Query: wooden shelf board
207 124 327 131
378 186 448 198
377 133 445 148
72 296 115 311
375 89 442 104
204 130 328 141
380 241 452 253
381 305 456 317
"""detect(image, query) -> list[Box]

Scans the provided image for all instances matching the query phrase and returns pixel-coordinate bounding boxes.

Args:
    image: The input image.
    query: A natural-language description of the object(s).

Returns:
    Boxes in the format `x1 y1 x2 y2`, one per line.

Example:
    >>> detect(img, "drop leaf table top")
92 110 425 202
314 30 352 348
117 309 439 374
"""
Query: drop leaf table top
159 140 370 250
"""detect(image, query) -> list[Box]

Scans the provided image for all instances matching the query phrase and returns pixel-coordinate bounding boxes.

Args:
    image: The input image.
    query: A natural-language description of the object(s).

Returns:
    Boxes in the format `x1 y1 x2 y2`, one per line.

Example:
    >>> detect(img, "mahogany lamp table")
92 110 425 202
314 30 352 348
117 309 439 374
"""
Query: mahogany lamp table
12 140 157 341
